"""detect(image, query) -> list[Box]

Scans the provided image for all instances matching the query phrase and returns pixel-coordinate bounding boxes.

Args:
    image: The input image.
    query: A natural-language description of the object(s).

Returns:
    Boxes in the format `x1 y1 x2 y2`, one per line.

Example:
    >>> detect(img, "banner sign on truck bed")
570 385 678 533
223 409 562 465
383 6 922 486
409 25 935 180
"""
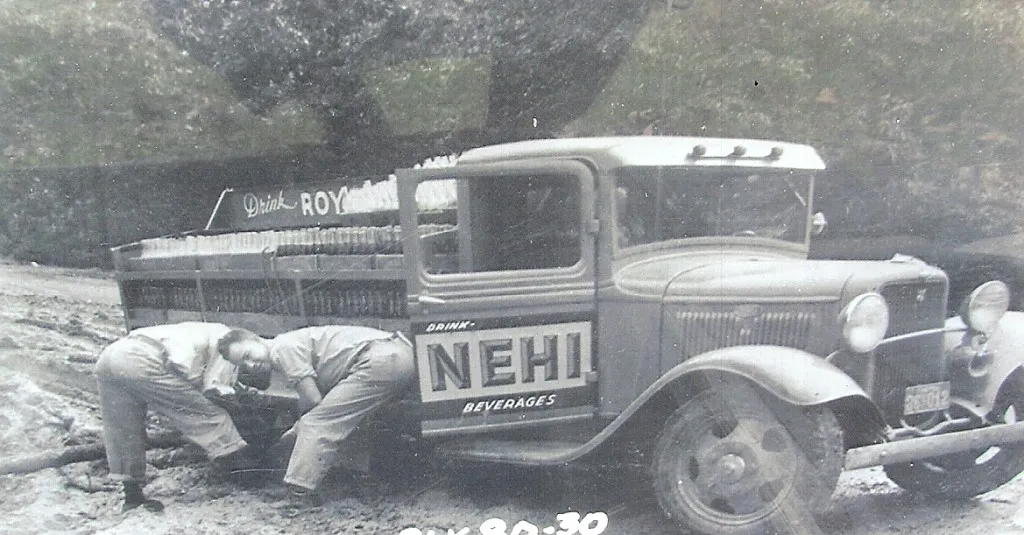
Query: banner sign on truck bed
206 176 400 230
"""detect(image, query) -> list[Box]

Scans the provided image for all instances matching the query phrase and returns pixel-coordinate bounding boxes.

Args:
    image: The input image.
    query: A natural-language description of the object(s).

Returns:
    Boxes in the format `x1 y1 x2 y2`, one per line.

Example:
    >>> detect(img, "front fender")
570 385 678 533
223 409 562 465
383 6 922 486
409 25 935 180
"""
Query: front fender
654 345 871 407
946 311 1024 414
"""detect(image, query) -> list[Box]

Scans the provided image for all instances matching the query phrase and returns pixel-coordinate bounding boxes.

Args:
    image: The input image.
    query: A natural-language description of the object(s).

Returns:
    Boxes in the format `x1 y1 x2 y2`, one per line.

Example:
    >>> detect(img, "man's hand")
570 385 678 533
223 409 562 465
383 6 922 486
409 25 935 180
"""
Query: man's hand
295 377 323 415
203 383 236 400
203 383 247 412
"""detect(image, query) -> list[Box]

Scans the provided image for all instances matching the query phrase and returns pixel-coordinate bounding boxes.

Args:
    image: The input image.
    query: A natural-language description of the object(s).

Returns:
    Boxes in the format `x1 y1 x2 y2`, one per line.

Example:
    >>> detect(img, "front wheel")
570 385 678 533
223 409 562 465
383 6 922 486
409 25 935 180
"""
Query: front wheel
651 379 843 535
884 381 1024 498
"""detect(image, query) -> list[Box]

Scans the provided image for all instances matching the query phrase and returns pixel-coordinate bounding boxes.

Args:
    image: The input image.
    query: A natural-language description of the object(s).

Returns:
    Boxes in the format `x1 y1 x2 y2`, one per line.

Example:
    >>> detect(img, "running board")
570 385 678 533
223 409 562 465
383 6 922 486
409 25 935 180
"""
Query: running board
436 439 588 466
845 421 1024 470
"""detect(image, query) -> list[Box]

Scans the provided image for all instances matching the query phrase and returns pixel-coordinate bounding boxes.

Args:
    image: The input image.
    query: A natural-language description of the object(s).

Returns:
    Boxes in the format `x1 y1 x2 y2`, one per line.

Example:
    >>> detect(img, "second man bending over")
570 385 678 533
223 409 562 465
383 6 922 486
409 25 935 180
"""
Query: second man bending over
269 325 416 498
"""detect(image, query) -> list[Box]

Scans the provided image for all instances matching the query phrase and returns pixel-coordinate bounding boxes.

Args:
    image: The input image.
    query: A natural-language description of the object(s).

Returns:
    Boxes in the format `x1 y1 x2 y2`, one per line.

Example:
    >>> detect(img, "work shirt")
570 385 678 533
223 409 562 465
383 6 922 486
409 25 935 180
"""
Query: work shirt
129 321 234 390
270 325 396 393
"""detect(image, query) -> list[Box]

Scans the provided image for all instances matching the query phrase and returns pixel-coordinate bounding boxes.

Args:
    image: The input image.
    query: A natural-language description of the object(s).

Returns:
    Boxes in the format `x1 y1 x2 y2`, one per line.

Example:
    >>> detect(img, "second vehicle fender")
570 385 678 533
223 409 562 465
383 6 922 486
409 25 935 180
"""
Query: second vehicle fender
947 311 1024 414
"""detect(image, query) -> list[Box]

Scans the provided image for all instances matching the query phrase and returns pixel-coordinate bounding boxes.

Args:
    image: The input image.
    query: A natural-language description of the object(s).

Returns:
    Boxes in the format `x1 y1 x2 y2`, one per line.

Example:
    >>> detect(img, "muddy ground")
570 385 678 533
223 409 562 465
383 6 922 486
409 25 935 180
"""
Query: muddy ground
2 260 1024 535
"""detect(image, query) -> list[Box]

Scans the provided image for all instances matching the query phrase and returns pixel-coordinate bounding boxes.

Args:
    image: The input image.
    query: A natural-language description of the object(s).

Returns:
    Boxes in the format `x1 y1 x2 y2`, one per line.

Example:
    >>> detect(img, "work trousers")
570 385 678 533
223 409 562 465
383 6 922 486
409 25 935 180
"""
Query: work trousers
284 338 415 491
95 337 247 483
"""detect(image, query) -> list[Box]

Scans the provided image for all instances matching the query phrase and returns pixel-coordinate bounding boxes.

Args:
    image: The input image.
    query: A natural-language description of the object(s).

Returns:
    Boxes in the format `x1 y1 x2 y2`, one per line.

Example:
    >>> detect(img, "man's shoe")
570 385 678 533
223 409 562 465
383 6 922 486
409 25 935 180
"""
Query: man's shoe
273 484 323 516
121 481 164 513
288 484 324 507
121 497 165 513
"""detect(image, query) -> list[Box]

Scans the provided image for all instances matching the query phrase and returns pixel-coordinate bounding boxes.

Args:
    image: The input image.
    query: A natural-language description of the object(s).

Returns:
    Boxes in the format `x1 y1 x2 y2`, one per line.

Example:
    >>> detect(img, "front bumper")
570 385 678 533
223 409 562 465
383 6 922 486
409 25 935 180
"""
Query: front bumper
845 421 1024 470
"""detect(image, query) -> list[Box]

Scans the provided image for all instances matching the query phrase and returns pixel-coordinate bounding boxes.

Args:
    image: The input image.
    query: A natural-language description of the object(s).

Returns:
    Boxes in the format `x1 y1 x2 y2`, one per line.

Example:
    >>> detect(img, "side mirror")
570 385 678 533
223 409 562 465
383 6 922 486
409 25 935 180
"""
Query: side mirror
811 212 828 236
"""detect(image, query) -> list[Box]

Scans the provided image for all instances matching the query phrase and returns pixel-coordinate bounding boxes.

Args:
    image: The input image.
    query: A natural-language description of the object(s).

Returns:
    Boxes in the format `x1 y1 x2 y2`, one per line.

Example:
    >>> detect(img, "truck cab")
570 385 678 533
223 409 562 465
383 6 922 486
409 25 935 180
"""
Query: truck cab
112 136 1024 535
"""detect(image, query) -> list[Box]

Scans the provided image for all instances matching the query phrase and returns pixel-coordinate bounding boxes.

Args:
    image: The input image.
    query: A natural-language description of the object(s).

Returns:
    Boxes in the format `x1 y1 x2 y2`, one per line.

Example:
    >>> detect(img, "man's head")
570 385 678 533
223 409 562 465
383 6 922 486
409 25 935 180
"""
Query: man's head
217 329 272 390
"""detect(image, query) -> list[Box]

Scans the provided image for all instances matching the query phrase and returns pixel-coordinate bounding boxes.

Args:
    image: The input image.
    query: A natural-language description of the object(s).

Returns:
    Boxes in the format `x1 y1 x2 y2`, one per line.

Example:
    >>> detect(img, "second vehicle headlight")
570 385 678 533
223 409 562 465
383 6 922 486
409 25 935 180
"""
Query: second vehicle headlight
961 280 1010 334
841 292 890 353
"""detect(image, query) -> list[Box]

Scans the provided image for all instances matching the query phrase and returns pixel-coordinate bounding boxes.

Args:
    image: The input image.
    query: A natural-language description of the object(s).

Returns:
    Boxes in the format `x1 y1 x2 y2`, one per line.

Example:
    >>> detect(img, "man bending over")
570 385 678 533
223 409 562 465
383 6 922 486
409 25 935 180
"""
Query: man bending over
96 321 272 512
269 325 415 500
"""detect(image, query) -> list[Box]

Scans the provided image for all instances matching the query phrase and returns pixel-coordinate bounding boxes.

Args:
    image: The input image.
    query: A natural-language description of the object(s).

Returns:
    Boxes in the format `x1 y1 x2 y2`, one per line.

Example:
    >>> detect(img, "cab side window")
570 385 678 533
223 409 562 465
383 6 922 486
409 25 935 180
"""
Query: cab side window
417 173 581 274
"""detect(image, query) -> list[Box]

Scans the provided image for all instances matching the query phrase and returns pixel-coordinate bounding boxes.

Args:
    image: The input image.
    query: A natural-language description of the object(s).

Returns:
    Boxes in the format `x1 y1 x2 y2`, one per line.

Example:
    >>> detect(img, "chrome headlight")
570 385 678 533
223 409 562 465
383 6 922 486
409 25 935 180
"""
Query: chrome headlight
960 280 1010 334
841 292 890 353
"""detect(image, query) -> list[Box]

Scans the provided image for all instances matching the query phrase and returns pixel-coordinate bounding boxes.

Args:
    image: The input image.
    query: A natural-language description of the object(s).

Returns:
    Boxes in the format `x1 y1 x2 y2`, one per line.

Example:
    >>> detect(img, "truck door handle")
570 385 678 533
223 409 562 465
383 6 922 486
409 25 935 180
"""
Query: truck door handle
417 295 447 305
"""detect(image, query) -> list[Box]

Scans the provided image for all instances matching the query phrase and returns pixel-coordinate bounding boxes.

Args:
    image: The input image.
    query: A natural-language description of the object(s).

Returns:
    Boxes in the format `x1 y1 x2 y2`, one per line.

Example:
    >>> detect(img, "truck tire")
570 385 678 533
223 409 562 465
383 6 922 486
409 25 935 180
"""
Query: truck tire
884 381 1024 498
651 379 843 535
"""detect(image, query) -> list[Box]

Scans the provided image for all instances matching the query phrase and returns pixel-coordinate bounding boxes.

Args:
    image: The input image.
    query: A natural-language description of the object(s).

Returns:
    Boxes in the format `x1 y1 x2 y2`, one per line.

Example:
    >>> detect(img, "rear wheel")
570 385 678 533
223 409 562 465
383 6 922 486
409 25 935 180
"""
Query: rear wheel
884 381 1024 498
651 379 843 535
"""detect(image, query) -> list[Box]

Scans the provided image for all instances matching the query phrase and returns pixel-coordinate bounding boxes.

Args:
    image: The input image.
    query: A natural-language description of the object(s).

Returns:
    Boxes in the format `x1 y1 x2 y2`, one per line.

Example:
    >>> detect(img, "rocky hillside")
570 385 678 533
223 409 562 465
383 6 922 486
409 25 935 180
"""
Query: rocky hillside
2 0 1023 251
0 0 324 166
565 0 1024 242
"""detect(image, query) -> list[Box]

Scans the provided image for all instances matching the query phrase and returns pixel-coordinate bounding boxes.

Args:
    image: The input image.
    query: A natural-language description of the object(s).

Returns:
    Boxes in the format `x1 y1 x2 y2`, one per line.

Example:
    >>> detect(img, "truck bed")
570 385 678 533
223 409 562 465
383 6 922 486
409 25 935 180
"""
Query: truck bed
112 221 455 335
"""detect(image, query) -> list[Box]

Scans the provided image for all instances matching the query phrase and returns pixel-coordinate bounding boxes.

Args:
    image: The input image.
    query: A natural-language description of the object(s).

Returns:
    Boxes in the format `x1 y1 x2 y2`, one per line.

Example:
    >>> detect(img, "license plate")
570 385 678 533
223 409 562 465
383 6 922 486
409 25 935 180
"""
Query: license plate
904 382 951 415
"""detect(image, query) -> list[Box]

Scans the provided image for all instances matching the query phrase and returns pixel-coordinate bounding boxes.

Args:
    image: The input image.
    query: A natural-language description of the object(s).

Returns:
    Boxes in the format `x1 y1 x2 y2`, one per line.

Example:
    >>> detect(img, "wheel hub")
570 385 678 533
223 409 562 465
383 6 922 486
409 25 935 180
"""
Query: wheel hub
714 453 748 484
694 439 765 500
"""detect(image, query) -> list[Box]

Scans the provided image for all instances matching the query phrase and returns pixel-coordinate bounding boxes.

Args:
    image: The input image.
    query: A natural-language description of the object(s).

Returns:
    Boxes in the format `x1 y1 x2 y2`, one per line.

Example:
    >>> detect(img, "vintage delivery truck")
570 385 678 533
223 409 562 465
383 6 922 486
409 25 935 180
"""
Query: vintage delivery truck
112 136 1024 535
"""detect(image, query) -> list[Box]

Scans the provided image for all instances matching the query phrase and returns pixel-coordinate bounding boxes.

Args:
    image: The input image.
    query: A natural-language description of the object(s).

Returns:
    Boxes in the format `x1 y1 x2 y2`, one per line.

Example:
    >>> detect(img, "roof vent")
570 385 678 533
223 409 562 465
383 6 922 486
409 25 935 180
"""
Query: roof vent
767 146 784 160
688 145 707 159
729 145 747 157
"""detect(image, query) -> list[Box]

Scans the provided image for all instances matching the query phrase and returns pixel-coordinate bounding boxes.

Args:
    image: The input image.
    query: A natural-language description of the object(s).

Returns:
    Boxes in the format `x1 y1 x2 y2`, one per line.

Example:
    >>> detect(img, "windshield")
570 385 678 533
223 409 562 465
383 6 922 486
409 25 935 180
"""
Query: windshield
615 167 813 249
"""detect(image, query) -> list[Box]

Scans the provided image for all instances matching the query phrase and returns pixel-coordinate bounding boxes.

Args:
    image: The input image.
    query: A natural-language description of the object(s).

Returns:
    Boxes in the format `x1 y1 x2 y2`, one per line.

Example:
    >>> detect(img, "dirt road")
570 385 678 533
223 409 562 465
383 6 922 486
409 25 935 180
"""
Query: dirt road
2 260 1024 535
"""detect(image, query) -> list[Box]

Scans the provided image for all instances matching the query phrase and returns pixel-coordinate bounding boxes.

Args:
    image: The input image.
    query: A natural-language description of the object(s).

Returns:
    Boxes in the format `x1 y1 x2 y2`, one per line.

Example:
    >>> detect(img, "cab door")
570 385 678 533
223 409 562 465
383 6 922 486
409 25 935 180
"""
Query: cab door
396 160 599 437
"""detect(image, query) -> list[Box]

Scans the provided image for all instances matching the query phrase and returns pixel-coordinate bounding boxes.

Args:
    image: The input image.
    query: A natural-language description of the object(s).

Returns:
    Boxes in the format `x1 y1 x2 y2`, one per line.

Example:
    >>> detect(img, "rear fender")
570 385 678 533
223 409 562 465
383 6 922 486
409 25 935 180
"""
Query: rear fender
947 311 1024 415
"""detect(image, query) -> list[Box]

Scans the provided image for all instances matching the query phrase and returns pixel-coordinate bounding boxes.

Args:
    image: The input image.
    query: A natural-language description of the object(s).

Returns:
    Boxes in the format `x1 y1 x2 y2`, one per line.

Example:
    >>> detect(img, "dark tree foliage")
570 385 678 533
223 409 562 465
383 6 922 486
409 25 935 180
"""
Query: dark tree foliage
149 0 656 171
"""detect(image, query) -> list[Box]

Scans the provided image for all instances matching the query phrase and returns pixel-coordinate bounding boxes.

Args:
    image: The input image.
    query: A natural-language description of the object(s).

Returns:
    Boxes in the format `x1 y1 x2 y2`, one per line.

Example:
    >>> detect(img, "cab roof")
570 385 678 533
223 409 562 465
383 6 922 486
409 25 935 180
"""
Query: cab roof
457 136 826 171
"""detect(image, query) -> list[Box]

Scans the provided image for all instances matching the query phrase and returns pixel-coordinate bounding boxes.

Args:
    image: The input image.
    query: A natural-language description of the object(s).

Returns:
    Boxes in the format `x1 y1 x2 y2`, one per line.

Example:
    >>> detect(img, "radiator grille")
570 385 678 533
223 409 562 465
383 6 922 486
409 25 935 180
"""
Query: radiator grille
873 280 948 423
881 280 947 338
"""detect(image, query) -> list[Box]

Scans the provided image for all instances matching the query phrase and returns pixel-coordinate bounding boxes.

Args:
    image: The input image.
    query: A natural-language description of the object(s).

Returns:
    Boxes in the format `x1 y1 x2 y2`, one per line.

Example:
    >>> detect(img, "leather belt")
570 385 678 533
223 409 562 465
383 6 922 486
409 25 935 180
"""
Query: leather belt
390 331 412 347
127 333 167 358
346 332 412 363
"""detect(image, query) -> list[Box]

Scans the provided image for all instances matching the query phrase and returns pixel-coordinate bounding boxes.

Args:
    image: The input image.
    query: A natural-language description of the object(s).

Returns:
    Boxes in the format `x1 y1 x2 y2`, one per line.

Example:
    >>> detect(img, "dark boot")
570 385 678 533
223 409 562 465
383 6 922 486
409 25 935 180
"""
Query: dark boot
121 481 164 513
282 484 324 510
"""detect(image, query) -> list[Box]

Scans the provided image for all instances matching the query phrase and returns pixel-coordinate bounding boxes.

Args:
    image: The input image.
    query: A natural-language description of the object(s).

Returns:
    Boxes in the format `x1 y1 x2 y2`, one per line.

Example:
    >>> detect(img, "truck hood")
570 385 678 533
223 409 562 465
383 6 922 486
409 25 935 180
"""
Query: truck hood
616 250 945 302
